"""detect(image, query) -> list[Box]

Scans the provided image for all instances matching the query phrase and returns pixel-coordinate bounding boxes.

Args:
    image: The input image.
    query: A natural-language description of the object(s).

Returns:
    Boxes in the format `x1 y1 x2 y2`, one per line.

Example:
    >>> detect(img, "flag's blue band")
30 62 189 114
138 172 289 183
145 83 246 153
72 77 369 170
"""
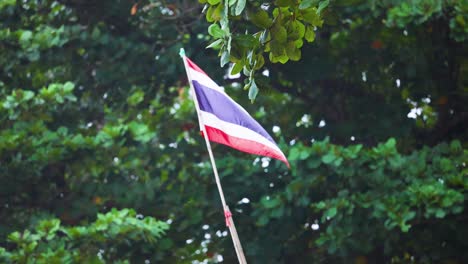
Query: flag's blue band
192 80 275 144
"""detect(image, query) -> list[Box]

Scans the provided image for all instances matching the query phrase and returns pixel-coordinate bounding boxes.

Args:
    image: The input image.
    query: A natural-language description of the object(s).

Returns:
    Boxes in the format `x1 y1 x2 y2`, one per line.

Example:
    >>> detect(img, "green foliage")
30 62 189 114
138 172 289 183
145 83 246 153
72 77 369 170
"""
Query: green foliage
0 209 169 263
1 0 467 263
202 0 468 101
2 82 76 119
202 0 327 99
0 1 205 262
386 0 468 42
242 137 468 262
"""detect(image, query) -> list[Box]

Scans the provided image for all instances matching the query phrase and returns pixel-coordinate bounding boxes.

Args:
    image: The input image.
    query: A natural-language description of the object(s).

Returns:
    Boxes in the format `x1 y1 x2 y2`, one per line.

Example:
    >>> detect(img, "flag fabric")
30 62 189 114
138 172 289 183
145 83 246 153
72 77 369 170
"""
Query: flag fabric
182 56 289 167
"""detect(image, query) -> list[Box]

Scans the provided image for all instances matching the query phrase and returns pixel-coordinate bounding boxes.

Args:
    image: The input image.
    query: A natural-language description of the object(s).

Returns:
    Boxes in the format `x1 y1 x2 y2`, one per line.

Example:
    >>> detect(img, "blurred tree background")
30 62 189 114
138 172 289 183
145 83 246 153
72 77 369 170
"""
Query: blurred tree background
0 0 467 263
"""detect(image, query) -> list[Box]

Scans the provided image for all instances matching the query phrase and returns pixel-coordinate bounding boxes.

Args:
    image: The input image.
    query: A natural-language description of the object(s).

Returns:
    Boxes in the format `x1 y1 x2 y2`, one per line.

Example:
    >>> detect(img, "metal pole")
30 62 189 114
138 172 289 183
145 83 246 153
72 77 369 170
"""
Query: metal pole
180 49 247 264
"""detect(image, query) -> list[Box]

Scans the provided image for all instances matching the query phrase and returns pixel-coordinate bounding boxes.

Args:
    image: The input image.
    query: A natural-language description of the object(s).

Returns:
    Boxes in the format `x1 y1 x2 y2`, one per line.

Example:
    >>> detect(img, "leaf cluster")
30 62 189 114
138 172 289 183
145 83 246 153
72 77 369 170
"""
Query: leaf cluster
0 209 169 263
202 0 328 100
249 138 468 261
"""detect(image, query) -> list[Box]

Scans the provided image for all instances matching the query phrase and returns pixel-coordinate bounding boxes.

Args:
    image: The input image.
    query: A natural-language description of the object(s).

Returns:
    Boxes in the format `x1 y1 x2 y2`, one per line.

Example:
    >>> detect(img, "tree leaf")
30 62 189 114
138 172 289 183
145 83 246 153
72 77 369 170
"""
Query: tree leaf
271 24 287 43
317 0 329 14
231 61 244 75
248 79 259 101
208 23 225 38
220 50 230 67
286 41 301 61
305 26 316 42
235 0 246 16
206 38 223 49
324 207 337 218
322 153 336 164
299 0 318 10
250 9 273 28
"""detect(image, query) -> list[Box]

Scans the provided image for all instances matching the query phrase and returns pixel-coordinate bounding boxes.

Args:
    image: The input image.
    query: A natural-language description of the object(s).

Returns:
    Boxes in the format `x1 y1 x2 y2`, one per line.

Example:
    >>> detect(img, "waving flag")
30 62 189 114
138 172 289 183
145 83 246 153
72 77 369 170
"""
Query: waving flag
182 56 289 167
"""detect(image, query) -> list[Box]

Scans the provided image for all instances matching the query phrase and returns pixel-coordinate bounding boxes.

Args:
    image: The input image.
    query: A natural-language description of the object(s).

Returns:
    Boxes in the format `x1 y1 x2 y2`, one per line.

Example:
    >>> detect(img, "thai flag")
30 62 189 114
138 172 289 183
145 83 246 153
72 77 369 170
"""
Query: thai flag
182 56 289 167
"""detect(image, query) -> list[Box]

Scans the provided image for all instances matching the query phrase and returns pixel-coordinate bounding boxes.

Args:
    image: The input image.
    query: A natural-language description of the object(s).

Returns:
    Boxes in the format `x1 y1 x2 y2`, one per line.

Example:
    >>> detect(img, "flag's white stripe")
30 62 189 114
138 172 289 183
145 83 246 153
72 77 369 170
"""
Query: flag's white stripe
200 111 285 157
188 67 224 93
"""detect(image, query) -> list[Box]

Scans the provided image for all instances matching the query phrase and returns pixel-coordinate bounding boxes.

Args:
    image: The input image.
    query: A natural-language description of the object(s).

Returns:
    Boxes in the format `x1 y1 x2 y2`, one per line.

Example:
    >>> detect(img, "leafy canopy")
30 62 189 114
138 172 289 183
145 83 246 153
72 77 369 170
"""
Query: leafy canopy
0 0 467 263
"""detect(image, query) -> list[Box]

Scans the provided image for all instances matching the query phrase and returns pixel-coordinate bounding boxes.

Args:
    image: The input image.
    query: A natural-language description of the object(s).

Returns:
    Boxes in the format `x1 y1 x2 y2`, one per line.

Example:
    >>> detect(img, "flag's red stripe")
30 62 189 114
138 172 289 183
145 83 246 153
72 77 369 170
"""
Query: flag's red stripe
203 126 290 167
186 57 208 76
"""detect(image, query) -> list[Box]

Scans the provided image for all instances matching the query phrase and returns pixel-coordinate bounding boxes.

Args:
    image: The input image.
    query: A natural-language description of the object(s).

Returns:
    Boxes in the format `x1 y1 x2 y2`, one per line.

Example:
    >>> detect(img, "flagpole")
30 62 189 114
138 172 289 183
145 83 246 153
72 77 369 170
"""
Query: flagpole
180 48 247 264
